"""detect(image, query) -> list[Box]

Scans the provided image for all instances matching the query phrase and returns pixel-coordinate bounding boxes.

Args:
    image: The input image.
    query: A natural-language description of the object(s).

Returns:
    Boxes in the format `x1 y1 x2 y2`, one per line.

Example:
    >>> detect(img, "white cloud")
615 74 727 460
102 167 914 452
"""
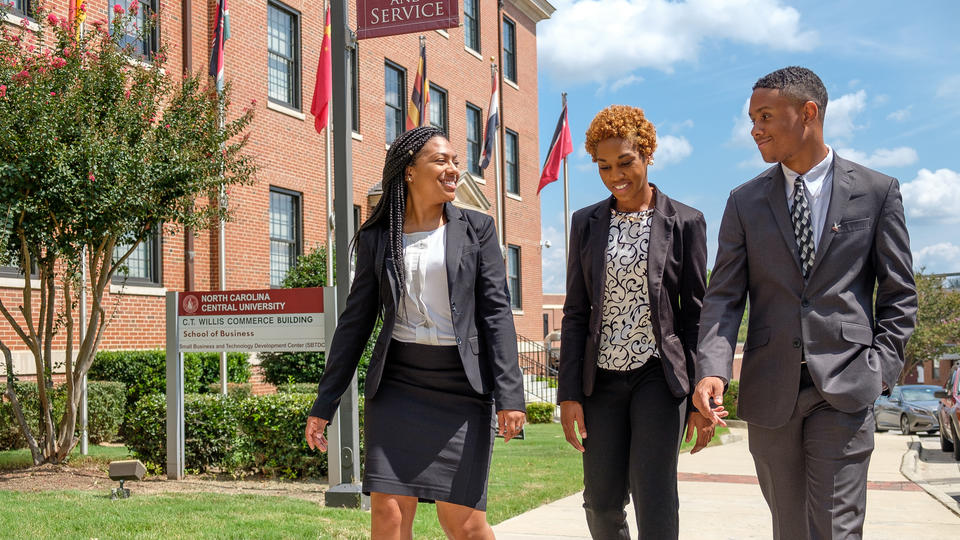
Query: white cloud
914 243 960 272
834 147 918 168
654 135 693 167
824 90 866 140
540 226 567 294
610 74 644 93
738 154 771 171
935 75 960 99
886 106 912 122
539 0 817 83
730 98 754 147
901 168 960 224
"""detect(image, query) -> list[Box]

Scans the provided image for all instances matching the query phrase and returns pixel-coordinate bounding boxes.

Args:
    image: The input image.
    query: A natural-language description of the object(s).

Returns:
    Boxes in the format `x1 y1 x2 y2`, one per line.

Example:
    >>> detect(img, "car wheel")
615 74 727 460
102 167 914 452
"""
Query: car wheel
900 414 912 435
941 424 954 453
953 423 960 461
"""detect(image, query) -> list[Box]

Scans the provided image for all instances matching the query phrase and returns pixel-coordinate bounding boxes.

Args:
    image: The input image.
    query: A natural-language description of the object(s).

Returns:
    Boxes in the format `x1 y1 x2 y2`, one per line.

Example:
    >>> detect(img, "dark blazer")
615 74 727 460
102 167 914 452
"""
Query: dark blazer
557 188 708 403
696 155 917 428
310 203 526 421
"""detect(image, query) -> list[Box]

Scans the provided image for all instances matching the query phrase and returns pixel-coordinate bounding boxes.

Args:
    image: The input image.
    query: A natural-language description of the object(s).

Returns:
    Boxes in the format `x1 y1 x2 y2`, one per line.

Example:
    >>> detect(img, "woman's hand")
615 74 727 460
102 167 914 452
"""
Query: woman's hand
497 409 526 443
684 410 717 454
559 400 587 452
305 416 330 452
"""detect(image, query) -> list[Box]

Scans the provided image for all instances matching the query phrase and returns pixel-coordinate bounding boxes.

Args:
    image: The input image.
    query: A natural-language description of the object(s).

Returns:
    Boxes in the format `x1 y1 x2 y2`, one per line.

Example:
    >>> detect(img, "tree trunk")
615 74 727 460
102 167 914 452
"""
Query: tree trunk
1 341 42 465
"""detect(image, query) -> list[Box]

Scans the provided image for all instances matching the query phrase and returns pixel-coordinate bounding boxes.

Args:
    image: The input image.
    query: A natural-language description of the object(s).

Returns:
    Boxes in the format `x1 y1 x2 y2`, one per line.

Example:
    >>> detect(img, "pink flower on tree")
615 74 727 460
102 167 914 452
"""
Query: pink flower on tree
47 14 59 26
129 1 138 15
51 57 66 68
113 4 124 14
12 70 29 83
50 91 56 96
88 172 96 182
0 85 6 98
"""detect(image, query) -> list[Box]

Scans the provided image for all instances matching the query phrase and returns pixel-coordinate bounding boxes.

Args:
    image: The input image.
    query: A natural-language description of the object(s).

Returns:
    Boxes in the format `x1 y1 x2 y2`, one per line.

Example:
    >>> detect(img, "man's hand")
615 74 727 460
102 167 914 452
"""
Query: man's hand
684 411 716 454
693 377 729 427
497 409 526 443
559 400 587 452
305 416 329 452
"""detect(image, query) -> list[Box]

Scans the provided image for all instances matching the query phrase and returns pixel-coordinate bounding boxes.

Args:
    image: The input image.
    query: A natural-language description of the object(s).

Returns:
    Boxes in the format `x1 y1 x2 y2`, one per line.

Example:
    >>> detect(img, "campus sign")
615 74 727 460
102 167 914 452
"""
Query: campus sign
176 288 325 352
357 0 459 39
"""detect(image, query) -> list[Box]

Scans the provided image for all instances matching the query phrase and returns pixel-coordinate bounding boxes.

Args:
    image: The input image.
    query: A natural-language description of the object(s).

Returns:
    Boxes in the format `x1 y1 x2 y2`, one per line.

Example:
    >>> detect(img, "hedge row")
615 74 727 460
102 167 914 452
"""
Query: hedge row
126 391 360 478
525 402 556 424
0 381 126 450
723 380 740 420
258 320 380 388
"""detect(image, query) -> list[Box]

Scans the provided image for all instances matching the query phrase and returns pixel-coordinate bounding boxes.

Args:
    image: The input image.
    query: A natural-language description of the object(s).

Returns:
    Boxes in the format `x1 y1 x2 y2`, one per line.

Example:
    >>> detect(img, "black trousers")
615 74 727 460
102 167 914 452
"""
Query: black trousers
581 359 688 540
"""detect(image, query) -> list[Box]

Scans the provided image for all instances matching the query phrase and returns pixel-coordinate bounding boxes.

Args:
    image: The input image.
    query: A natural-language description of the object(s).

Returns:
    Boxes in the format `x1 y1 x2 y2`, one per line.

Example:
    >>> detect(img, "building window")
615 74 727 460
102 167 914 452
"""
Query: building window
429 85 448 134
507 245 521 309
502 17 517 83
349 43 360 132
268 2 301 109
463 0 479 52
109 0 158 59
10 0 31 16
505 129 519 195
465 103 483 176
114 229 162 285
270 187 302 287
384 61 406 144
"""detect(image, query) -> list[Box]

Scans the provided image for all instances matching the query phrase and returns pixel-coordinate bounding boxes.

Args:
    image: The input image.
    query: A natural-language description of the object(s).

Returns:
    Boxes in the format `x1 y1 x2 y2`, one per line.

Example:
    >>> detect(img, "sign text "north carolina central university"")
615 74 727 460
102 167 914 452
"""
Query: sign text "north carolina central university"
357 0 460 40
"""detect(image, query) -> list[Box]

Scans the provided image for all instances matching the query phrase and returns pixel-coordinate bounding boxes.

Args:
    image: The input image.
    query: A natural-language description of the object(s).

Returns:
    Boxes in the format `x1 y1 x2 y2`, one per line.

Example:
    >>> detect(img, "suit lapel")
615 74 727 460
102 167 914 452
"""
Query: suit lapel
808 157 853 277
380 228 399 309
765 168 803 273
443 203 467 295
589 198 612 306
647 189 674 326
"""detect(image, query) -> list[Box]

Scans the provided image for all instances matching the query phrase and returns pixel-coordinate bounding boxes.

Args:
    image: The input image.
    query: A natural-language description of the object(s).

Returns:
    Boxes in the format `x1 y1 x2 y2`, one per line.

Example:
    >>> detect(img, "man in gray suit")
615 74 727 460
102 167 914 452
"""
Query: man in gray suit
694 66 917 539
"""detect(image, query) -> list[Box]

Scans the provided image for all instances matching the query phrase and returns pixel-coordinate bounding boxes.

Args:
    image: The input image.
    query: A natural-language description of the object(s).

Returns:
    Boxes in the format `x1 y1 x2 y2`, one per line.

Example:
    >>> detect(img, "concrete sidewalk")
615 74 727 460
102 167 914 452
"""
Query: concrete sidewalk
492 428 960 539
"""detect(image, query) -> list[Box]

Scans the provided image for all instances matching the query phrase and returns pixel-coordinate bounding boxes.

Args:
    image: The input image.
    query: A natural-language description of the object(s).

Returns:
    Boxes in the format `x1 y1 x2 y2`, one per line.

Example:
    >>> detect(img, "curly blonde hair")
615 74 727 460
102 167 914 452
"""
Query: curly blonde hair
584 105 657 163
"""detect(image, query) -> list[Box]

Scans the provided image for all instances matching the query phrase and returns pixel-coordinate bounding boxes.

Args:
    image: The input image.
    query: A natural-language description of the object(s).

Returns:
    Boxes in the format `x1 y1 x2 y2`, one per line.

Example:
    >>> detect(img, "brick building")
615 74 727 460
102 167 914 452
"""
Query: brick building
0 0 556 383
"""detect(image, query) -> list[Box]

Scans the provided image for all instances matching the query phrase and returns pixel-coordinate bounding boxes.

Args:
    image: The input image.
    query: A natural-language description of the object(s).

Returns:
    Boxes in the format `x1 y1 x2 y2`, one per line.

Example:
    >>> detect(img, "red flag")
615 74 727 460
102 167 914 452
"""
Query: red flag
406 40 428 130
537 104 573 195
479 66 499 170
311 8 332 133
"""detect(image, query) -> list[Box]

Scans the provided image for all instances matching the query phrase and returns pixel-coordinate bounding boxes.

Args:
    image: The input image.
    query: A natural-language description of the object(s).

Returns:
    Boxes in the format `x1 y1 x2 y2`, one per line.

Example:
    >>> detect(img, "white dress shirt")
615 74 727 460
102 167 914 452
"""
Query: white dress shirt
783 146 834 251
391 225 458 346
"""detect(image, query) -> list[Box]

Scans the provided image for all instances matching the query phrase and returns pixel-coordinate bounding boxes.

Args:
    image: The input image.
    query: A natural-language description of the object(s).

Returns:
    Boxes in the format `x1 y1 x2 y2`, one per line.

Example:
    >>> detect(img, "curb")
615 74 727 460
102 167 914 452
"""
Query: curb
900 441 960 518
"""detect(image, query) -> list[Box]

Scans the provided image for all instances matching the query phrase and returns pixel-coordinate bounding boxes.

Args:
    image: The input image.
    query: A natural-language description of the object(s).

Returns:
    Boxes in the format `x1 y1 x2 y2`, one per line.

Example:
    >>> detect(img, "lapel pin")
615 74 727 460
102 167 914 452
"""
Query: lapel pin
831 222 840 233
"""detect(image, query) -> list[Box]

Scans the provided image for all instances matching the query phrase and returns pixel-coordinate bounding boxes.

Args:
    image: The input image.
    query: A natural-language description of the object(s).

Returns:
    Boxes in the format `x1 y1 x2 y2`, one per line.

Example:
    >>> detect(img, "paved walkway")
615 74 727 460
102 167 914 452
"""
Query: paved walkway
492 428 960 539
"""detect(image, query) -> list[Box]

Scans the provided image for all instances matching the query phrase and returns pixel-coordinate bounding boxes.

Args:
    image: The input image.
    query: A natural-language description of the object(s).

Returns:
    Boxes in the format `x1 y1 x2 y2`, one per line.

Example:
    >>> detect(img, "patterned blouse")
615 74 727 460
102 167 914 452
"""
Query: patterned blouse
597 207 659 371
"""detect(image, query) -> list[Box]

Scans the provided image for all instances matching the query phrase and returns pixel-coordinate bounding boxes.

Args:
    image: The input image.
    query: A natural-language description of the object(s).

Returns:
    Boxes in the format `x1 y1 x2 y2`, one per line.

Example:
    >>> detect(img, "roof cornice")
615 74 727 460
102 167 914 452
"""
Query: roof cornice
506 0 556 23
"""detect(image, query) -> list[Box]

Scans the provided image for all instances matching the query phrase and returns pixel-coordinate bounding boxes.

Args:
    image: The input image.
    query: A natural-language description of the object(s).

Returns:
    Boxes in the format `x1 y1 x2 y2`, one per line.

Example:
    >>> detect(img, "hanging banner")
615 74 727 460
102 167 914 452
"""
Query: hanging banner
357 0 459 39
176 287 325 352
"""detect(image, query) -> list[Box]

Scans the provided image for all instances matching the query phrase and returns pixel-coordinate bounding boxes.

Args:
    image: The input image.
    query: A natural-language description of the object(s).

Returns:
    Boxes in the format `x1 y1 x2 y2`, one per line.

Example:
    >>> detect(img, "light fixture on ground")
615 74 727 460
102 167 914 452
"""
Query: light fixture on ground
108 459 146 499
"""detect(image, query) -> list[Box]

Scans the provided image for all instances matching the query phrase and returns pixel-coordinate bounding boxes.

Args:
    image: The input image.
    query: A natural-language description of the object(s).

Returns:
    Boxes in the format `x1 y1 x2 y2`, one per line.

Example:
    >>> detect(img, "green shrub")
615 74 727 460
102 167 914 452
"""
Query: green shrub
0 382 66 450
86 381 126 444
525 402 556 424
205 382 253 399
276 383 318 395
126 393 241 473
724 380 740 420
233 393 328 479
259 320 377 390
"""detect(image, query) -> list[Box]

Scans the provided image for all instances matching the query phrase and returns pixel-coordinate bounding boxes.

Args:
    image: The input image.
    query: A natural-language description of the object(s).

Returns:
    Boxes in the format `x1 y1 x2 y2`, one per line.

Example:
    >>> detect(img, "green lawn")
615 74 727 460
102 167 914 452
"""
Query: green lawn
0 423 725 539
0 444 132 471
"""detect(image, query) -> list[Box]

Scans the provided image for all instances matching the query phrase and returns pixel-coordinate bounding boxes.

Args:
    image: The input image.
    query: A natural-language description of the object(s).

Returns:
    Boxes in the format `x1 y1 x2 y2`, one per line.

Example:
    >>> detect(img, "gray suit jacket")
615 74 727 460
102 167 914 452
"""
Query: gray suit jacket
310 203 525 421
697 155 917 429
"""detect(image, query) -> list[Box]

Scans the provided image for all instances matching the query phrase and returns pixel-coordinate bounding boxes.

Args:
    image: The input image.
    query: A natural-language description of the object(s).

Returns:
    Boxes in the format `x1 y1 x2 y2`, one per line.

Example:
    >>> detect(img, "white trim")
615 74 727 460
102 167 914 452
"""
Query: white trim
352 131 363 141
125 56 165 75
473 175 486 185
435 29 449 38
504 78 520 91
0 276 39 289
542 304 564 309
464 46 483 61
2 12 40 32
511 309 525 316
110 283 168 297
506 0 556 23
267 101 306 120
385 143 392 150
506 192 522 202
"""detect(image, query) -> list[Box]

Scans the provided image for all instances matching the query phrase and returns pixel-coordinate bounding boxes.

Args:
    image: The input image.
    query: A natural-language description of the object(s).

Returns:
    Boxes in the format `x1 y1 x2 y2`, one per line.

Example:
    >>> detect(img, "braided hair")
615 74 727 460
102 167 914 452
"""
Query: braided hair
355 126 446 300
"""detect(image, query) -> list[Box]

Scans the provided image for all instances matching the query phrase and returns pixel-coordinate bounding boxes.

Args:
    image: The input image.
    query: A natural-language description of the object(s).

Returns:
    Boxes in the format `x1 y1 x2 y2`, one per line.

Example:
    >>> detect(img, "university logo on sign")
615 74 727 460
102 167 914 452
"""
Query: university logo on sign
357 0 460 39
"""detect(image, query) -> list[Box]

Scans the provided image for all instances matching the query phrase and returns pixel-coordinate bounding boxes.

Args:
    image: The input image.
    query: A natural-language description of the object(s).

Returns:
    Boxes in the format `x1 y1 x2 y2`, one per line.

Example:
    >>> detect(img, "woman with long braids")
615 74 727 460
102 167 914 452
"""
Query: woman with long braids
305 126 526 539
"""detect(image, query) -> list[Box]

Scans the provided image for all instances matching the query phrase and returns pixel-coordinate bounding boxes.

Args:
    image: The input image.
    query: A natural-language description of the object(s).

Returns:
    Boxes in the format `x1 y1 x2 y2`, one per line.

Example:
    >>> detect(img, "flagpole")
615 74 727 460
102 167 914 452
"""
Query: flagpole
324 0 334 286
491 61 505 255
216 5 228 396
562 93 570 259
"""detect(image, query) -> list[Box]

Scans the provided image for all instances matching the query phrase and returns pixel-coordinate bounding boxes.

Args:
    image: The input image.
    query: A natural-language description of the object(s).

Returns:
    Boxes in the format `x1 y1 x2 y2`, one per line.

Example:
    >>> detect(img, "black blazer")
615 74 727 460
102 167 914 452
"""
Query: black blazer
557 189 708 403
310 203 526 421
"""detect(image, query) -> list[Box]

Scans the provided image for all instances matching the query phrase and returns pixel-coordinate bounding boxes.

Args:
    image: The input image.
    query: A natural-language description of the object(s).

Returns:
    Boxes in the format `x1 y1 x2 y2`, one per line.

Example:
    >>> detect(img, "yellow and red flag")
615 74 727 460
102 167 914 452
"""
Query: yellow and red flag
406 39 429 131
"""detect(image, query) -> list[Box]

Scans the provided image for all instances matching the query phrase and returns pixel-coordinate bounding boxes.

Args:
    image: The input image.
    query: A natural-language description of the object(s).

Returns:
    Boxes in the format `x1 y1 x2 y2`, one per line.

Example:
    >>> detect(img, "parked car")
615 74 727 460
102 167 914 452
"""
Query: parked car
935 365 960 460
874 385 942 434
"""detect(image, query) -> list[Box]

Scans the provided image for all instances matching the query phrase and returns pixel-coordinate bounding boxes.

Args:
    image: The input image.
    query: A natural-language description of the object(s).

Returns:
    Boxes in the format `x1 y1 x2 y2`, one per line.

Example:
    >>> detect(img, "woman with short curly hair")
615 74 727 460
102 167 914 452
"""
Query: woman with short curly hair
557 105 719 539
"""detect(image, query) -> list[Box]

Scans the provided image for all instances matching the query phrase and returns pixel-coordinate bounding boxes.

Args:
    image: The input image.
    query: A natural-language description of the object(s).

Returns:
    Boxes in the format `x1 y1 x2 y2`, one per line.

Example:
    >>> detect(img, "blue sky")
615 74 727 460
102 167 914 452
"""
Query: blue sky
534 0 960 294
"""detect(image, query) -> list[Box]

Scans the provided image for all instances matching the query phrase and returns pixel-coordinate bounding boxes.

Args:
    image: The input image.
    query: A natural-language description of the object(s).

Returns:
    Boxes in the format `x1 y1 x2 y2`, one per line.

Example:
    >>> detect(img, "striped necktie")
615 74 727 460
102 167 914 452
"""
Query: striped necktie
790 176 815 278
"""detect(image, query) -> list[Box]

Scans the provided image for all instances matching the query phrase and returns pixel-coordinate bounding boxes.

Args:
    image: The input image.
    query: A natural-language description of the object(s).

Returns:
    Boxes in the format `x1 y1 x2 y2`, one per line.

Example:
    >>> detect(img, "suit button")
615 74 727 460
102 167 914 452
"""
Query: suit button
801 299 810 308
456 337 462 345
793 338 802 348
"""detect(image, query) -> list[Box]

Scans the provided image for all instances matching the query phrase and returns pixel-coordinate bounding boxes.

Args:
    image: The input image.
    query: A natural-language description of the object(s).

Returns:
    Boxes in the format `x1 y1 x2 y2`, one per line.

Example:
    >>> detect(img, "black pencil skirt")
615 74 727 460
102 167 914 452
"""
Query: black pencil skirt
362 339 497 510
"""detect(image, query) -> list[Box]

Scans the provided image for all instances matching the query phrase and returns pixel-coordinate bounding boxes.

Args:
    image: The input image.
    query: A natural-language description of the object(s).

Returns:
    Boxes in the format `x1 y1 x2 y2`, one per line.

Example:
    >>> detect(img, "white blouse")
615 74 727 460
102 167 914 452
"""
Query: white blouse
598 208 659 371
391 225 458 346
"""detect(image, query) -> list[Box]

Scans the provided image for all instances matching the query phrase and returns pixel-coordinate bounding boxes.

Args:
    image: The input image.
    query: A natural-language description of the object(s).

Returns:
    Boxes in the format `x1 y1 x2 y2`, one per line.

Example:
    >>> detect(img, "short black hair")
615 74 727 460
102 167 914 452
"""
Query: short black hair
753 66 828 121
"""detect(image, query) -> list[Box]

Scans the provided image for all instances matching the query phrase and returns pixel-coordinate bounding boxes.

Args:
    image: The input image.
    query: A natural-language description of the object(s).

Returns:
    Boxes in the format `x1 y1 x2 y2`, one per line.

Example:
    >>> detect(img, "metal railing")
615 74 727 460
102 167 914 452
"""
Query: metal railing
517 335 558 412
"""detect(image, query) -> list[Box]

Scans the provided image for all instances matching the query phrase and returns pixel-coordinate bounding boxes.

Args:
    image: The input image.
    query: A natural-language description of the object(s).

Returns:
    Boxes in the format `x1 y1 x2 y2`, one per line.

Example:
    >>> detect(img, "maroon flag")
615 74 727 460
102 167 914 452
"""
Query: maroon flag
537 104 573 195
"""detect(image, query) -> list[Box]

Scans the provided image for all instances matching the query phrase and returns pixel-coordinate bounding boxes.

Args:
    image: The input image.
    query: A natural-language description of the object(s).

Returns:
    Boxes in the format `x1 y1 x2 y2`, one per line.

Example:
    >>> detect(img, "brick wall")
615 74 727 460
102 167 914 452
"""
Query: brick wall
1 1 552 373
